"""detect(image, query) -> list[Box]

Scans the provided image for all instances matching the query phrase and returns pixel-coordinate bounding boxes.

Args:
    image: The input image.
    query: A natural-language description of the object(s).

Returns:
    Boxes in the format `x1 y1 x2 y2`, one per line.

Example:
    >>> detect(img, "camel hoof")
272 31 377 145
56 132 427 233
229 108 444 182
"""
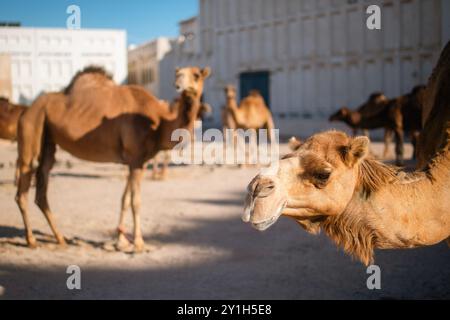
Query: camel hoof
133 239 145 253
27 237 37 249
57 236 67 247
115 235 132 252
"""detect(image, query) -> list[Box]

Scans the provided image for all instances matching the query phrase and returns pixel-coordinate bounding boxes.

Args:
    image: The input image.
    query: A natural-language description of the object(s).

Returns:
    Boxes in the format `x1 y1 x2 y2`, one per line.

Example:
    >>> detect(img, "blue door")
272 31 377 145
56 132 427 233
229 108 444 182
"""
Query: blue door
239 71 270 109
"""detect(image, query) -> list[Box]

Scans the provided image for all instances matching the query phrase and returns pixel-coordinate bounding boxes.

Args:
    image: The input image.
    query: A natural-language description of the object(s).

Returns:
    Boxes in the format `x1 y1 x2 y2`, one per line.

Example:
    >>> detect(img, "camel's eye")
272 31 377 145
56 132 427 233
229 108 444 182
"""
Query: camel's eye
194 73 200 81
312 170 331 187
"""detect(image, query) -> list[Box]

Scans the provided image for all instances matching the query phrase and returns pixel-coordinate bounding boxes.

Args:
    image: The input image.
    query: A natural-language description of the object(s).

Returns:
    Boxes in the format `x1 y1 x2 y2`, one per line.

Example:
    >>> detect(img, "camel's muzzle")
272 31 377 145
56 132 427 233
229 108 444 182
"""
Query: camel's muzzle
242 176 287 231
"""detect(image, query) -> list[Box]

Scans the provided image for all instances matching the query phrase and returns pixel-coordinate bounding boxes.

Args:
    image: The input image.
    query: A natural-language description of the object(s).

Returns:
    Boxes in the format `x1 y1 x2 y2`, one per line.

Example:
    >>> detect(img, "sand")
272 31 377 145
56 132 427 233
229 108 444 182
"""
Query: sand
0 140 449 299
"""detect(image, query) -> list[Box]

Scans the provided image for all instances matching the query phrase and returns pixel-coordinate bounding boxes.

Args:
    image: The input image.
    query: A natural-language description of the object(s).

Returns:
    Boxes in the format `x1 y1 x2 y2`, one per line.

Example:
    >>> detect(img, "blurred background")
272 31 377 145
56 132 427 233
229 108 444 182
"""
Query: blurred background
1 0 449 137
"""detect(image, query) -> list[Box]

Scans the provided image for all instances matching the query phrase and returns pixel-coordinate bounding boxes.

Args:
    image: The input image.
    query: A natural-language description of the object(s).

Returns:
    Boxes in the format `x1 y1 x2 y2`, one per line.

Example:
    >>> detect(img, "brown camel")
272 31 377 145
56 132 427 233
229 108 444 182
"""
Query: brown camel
243 43 450 265
151 101 212 180
222 85 275 139
15 65 210 251
416 42 450 169
329 88 424 165
0 97 27 141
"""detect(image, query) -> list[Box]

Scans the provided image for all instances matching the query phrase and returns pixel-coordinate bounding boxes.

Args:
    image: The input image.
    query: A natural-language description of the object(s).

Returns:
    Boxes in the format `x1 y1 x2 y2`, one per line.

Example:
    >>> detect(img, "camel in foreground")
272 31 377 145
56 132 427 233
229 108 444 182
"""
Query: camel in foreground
243 42 450 265
15 66 210 251
329 87 424 165
0 97 27 141
222 85 274 139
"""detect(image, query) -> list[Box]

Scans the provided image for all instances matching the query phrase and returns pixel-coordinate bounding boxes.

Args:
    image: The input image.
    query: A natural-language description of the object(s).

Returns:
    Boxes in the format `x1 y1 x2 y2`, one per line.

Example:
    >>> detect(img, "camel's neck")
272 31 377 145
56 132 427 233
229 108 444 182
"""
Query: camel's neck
342 111 361 127
158 91 201 150
324 154 450 264
226 97 244 125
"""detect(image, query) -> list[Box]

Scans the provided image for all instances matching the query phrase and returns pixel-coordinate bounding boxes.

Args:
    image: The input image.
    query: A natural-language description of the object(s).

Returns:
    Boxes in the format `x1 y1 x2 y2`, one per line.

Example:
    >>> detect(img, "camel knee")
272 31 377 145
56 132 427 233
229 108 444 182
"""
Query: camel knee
15 193 27 209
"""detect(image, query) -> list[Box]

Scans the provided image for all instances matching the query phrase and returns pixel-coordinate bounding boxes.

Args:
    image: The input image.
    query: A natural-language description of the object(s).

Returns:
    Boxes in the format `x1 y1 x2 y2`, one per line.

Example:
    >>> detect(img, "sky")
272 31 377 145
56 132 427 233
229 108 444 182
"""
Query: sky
0 0 198 45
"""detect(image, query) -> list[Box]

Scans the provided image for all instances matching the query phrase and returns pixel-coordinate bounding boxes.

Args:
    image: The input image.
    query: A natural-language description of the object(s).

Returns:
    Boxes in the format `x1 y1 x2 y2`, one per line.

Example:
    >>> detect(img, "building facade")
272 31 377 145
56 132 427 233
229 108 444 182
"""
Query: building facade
128 37 171 97
0 53 12 99
0 27 127 104
160 0 449 136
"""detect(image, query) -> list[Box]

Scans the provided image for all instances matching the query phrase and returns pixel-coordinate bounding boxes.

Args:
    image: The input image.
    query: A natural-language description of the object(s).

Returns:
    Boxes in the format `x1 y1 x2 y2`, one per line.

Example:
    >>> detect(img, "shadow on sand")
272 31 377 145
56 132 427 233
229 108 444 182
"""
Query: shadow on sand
1 191 449 300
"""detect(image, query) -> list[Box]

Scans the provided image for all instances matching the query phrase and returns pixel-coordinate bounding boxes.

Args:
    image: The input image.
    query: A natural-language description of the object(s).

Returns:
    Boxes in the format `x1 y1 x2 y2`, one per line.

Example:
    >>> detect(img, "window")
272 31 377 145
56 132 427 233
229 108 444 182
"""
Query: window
142 68 154 84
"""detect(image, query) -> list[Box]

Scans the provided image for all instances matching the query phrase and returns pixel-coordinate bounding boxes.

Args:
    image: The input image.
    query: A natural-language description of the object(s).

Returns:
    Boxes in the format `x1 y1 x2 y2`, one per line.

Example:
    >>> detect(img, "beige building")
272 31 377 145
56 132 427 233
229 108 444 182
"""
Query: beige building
160 0 450 136
0 53 12 99
127 37 171 97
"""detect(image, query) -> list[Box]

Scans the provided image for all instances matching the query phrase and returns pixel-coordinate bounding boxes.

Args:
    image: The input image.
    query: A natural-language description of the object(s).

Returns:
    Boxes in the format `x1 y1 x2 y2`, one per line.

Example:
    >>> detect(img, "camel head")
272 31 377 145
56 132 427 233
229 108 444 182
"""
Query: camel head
329 107 350 122
243 131 370 233
224 85 237 100
174 66 211 97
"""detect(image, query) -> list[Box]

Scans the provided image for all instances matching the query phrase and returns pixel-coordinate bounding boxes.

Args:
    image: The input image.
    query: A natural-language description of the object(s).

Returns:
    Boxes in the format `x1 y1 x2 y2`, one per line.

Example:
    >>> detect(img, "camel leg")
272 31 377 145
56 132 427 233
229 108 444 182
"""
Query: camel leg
151 155 160 180
116 180 131 250
411 130 420 160
15 165 36 248
362 129 369 137
446 238 450 248
383 129 393 159
14 159 20 186
160 151 170 180
394 128 405 166
34 139 66 245
129 167 145 252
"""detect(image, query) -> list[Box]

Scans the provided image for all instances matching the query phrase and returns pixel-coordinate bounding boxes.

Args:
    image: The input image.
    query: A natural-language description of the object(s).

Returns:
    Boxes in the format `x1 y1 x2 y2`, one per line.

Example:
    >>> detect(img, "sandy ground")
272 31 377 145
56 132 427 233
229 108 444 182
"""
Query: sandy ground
0 139 449 300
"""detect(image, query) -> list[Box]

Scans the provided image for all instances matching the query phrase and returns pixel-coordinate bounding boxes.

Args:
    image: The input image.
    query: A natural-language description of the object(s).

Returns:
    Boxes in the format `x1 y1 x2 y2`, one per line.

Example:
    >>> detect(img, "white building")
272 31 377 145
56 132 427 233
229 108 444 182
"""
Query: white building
159 17 203 102
128 37 172 97
160 0 450 136
0 27 127 104
0 53 12 99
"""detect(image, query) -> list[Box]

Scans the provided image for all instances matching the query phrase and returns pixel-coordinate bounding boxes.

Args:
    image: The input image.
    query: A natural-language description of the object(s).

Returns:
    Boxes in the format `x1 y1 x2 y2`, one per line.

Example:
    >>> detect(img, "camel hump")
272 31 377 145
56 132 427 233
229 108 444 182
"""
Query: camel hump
64 65 114 95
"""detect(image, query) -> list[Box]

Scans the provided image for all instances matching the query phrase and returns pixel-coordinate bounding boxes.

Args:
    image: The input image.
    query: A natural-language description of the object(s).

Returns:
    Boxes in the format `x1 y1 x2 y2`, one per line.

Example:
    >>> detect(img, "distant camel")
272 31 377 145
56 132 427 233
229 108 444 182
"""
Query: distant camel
243 42 450 265
15 66 210 251
222 85 275 140
329 87 424 165
0 97 27 141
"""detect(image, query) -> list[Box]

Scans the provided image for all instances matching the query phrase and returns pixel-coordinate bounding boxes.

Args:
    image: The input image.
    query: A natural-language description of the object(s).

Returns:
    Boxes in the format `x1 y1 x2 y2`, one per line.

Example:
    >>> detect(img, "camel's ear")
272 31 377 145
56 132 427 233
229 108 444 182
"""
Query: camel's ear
288 137 302 151
201 67 211 78
342 136 370 166
175 67 180 73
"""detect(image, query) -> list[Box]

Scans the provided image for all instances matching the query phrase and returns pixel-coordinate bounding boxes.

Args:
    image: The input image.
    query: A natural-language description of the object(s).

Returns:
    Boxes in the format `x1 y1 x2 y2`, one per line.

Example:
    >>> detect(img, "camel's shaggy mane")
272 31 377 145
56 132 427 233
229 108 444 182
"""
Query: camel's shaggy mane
321 157 428 265
356 158 399 198
64 65 113 95
321 210 377 266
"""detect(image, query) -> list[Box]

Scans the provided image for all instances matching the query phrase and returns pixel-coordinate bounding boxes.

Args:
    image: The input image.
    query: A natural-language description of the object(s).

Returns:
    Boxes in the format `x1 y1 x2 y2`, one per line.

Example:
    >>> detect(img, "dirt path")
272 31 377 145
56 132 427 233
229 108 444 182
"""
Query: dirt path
0 140 449 299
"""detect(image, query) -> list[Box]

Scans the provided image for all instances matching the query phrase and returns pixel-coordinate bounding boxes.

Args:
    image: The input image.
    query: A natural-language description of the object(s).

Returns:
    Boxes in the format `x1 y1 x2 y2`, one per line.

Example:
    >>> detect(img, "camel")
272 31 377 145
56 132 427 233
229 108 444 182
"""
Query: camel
243 42 450 265
15 65 211 251
0 97 27 141
151 101 212 180
222 85 274 139
329 87 424 165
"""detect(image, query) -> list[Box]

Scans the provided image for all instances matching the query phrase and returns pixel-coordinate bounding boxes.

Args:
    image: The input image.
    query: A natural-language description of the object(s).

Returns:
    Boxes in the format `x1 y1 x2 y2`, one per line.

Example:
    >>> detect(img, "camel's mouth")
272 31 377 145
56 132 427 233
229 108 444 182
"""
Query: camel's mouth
251 207 284 231
243 194 287 231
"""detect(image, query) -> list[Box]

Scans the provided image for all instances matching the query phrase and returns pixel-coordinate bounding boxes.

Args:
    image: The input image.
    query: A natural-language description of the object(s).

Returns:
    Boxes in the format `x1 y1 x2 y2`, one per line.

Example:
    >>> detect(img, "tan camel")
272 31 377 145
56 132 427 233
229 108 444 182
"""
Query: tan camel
243 43 450 265
15 65 210 251
222 85 275 139
329 87 424 165
151 102 212 180
0 97 27 141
